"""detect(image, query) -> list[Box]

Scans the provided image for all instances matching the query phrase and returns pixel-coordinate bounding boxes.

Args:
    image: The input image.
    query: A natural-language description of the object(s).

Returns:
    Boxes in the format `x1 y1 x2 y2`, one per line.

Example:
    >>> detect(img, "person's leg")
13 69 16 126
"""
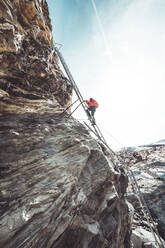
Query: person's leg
86 109 91 117
88 106 96 125
90 106 96 117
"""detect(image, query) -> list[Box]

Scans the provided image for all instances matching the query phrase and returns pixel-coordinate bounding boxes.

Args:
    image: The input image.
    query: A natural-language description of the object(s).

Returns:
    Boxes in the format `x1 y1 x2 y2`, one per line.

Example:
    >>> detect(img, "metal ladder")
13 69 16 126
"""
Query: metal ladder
55 47 106 142
55 47 164 248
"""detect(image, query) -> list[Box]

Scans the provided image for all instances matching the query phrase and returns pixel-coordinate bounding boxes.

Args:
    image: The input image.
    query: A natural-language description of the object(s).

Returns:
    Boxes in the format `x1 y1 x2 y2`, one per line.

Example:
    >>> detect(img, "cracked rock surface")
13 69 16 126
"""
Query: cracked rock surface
0 114 130 248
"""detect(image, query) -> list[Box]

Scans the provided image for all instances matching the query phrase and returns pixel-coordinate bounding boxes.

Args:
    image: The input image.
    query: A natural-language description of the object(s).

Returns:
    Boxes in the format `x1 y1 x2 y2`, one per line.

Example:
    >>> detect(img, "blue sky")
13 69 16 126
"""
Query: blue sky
47 0 93 49
47 0 165 149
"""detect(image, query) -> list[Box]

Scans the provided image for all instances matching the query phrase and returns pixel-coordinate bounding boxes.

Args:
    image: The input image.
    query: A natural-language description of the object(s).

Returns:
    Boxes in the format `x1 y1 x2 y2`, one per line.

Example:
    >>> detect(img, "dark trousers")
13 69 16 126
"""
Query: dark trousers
88 106 96 117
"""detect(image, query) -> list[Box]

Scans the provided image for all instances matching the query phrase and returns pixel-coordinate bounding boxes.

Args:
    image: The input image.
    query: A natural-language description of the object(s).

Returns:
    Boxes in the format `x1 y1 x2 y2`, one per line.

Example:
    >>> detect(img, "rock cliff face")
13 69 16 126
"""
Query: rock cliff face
0 0 72 114
0 1 130 247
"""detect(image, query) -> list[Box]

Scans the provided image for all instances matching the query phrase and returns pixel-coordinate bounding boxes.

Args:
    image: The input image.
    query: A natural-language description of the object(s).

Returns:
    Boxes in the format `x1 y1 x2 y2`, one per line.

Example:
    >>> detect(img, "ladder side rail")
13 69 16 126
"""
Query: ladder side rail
94 124 110 147
56 48 102 127
129 174 161 248
93 124 105 142
83 122 120 198
91 125 104 141
55 48 81 95
83 122 105 144
84 122 115 156
84 122 119 168
123 167 160 247
95 125 117 157
55 48 86 107
85 120 116 157
130 171 164 248
55 49 111 133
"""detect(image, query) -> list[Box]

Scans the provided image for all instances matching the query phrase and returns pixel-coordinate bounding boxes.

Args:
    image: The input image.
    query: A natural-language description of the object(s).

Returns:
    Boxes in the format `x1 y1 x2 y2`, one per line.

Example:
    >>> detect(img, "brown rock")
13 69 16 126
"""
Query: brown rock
0 0 72 115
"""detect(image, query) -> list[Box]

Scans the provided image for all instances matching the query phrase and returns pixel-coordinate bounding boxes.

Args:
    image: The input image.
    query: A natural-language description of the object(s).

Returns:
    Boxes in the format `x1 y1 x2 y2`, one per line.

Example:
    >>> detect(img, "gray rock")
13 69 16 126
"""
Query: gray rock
131 231 142 248
0 114 130 248
121 146 165 243
0 1 132 247
131 227 163 248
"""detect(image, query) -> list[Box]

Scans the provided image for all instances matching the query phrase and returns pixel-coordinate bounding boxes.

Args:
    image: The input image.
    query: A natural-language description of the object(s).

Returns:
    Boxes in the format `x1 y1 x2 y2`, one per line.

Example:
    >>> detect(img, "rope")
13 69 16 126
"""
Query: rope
55 46 164 248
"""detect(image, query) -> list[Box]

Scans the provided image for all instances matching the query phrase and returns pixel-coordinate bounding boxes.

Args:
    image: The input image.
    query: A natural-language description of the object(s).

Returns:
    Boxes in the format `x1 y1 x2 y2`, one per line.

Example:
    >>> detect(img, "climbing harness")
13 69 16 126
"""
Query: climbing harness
55 46 164 248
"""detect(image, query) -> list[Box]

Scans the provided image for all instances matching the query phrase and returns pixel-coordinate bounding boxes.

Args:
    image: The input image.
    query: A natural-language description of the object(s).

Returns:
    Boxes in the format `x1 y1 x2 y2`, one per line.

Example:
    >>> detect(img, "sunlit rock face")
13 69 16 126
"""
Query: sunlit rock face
0 1 131 248
0 0 72 114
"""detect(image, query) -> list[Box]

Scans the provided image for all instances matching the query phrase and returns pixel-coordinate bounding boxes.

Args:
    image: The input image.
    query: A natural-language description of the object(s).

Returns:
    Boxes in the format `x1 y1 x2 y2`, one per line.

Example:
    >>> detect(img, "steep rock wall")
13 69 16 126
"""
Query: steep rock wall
0 1 130 247
0 0 72 114
0 113 130 248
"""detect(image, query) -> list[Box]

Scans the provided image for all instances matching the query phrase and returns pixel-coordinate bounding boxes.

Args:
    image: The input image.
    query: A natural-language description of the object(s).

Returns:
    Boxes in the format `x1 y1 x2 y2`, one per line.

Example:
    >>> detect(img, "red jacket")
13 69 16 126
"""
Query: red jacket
85 98 99 108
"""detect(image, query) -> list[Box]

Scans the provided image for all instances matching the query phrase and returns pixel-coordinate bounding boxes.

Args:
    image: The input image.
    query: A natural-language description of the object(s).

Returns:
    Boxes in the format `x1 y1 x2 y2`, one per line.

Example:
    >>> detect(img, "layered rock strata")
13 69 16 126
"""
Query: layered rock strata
0 113 130 248
0 0 72 115
0 1 130 247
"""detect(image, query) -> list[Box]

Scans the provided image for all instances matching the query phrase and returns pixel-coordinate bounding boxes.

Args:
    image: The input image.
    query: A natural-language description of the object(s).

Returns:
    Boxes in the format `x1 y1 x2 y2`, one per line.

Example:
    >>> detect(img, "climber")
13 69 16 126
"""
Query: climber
84 98 98 124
